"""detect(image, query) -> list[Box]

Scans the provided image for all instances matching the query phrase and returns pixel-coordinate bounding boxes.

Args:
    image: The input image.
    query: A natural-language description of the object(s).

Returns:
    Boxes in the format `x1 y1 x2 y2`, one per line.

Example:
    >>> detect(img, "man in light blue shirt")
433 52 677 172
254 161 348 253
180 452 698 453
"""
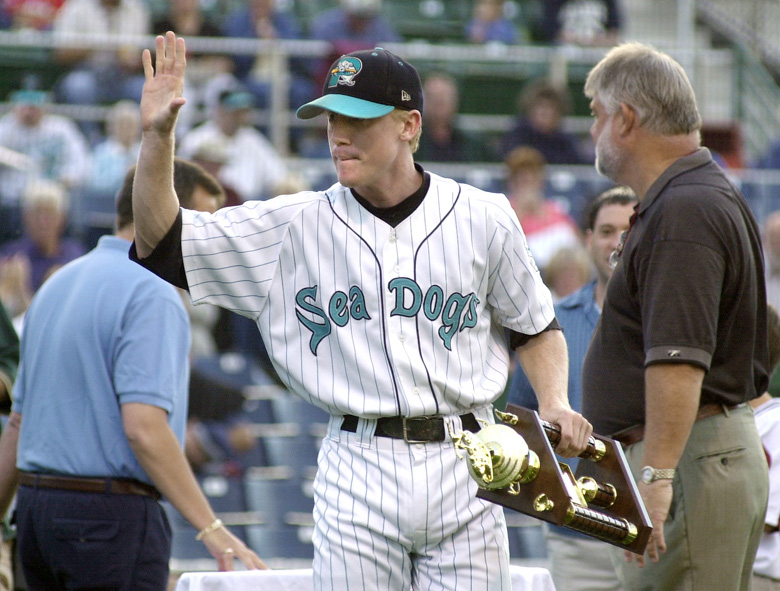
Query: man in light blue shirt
0 159 264 590
508 185 637 591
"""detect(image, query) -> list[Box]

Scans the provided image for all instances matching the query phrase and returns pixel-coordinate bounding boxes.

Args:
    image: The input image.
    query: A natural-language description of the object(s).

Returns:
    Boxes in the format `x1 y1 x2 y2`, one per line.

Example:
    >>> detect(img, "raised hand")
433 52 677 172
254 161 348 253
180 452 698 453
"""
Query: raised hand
140 31 187 136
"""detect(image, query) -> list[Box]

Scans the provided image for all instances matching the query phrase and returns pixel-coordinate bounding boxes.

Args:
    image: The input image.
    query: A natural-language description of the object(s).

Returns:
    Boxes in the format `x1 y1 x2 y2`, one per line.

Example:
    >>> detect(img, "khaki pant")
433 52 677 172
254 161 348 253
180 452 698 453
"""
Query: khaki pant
545 527 623 591
611 405 768 591
754 574 780 591
0 539 12 591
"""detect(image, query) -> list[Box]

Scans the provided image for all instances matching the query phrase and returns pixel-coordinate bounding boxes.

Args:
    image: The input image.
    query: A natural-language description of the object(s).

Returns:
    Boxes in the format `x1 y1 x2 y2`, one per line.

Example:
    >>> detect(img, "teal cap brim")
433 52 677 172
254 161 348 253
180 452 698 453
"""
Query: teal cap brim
296 94 395 120
10 90 49 106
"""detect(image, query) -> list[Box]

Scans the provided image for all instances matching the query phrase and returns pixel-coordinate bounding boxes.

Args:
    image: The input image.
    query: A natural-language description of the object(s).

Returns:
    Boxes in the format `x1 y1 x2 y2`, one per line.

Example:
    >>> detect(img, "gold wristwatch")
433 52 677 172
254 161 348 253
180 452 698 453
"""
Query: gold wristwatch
640 465 676 484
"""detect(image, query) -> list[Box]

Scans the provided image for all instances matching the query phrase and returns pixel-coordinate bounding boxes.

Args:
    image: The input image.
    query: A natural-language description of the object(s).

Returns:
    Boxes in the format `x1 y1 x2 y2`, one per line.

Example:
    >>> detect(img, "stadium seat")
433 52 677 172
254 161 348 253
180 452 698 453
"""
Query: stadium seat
270 393 330 426
70 187 116 250
244 466 315 564
198 473 249 514
382 0 471 42
245 523 315 564
244 465 315 529
251 422 320 477
237 397 276 424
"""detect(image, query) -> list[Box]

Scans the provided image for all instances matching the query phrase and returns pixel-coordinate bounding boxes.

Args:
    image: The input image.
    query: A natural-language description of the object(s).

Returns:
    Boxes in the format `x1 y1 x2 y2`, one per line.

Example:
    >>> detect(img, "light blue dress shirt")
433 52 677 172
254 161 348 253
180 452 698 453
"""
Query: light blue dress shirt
13 236 190 485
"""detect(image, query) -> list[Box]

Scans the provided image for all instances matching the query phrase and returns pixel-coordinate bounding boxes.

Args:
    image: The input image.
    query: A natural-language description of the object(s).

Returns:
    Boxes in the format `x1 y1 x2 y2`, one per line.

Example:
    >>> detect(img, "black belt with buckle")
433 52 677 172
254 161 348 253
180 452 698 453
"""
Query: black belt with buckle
341 413 480 443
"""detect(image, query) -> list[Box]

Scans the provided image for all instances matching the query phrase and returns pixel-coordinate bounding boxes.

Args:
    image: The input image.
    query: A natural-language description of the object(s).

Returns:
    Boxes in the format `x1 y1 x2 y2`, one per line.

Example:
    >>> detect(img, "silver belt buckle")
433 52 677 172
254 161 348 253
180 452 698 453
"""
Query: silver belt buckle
402 416 430 444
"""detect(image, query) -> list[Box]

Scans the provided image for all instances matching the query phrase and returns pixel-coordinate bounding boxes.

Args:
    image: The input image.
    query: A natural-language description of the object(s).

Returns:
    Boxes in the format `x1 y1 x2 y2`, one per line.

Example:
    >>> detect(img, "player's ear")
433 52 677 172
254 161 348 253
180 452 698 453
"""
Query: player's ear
398 109 422 142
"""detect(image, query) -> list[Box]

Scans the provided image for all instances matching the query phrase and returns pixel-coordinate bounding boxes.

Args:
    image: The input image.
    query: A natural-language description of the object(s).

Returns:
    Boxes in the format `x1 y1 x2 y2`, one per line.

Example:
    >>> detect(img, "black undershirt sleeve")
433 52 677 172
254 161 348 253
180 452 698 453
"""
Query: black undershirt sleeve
509 318 562 350
128 209 189 290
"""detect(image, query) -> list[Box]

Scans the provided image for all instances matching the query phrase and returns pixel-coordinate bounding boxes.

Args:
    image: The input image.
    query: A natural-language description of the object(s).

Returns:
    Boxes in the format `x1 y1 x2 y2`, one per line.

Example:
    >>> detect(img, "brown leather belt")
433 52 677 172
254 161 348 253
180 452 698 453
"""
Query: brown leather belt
19 472 161 500
612 402 747 447
341 413 480 443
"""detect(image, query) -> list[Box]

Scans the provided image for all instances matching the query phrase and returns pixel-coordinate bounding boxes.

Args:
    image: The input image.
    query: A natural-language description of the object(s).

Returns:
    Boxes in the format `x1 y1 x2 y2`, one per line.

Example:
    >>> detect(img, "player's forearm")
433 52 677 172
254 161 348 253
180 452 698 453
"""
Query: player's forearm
132 130 181 259
515 329 570 413
0 412 21 517
642 363 704 469
122 403 217 532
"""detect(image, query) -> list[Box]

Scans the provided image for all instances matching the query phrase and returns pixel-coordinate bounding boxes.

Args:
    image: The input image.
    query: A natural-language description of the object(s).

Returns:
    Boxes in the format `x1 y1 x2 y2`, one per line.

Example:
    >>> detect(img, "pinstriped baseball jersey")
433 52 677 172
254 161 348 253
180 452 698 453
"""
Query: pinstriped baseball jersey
181 171 555 417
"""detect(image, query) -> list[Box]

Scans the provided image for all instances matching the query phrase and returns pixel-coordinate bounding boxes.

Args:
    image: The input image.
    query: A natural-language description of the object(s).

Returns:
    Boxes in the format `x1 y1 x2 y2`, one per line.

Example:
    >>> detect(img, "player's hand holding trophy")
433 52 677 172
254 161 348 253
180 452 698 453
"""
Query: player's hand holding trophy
450 404 652 553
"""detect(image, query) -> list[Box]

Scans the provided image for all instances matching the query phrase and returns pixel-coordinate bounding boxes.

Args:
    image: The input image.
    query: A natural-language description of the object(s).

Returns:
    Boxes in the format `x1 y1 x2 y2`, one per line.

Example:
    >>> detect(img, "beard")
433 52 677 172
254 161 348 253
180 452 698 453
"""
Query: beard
594 125 622 181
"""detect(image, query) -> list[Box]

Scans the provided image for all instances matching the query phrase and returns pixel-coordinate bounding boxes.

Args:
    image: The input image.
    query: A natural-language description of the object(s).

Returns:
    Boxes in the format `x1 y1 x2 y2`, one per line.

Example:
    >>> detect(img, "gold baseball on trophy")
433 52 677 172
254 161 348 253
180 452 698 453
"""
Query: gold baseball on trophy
452 423 540 490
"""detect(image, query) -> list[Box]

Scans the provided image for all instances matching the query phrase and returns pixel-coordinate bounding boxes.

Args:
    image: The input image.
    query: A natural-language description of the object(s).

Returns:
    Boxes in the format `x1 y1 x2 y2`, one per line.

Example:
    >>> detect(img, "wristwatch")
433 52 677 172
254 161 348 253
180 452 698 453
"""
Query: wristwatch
640 465 676 484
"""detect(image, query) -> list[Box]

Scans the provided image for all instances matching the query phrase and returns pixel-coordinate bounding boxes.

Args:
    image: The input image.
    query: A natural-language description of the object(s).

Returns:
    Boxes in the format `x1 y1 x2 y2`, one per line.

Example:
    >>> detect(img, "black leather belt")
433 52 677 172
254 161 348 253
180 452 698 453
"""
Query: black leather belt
341 413 480 443
19 472 161 500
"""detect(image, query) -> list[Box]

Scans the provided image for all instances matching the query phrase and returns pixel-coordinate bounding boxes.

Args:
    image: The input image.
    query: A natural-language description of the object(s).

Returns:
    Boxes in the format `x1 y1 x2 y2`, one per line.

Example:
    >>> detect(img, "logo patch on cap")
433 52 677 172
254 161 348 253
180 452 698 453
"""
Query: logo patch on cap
401 90 411 101
328 57 363 88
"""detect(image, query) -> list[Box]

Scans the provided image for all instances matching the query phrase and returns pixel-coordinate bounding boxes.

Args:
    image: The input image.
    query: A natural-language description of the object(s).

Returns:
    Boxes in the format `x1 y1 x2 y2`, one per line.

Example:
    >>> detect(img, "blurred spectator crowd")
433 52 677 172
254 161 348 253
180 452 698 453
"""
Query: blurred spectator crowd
7 2 780 573
0 1 634 486
5 0 780 471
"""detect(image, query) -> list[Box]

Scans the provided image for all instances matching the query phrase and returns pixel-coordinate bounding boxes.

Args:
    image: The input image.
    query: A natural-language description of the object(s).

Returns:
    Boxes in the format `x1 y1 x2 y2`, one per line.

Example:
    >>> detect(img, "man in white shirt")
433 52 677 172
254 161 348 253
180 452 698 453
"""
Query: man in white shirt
177 88 287 202
0 90 90 244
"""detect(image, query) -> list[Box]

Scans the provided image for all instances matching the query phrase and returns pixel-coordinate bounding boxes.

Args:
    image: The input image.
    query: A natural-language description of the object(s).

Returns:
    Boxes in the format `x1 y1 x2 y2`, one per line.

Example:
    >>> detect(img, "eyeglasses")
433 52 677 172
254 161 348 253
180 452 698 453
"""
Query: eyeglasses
609 230 628 270
608 211 638 270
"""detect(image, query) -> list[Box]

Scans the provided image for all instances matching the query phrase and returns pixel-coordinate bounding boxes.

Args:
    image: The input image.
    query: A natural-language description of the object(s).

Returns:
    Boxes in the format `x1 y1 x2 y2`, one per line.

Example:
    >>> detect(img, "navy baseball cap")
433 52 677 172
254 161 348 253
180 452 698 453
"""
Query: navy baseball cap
296 47 423 120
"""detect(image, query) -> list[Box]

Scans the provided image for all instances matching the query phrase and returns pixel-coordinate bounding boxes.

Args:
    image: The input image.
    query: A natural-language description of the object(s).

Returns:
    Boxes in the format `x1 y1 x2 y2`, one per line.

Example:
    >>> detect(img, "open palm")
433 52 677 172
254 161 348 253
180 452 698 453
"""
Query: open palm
140 32 187 135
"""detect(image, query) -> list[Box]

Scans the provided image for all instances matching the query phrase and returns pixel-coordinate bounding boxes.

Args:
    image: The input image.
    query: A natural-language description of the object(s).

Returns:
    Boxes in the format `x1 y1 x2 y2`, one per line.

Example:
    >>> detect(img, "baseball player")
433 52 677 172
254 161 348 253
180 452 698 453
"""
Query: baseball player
132 32 592 591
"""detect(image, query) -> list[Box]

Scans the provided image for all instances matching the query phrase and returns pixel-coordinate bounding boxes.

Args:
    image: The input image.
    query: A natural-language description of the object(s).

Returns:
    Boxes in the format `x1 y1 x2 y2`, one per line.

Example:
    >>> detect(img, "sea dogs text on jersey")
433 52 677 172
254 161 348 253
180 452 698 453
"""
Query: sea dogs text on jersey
295 278 480 355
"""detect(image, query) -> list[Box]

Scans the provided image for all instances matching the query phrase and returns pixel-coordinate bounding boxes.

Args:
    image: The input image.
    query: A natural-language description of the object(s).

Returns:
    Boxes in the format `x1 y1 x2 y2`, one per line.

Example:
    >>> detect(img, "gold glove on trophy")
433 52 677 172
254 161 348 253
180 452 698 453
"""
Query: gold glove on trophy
451 403 652 554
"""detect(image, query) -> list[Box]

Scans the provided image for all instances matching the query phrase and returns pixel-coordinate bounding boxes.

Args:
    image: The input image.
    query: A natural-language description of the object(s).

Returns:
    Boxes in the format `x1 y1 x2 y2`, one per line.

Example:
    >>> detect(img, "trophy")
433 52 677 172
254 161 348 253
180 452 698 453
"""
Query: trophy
451 403 652 554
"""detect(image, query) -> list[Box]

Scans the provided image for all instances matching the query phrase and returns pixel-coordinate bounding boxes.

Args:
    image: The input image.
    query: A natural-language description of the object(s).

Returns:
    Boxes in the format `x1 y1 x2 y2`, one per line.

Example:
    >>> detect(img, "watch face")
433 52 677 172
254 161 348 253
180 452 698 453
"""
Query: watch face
641 467 654 483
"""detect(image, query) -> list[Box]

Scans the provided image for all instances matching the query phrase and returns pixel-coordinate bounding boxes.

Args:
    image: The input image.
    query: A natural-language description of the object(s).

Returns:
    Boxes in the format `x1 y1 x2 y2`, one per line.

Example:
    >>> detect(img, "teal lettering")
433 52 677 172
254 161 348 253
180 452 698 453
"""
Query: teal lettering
295 286 331 355
389 278 422 317
423 285 444 321
329 291 349 327
461 294 480 331
438 293 470 350
349 286 371 320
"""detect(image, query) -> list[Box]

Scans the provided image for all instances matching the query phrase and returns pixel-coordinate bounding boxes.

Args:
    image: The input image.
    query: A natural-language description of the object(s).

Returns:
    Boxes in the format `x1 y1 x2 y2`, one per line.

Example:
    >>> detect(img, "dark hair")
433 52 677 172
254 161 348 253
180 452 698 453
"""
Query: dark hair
518 78 571 116
584 185 638 231
768 303 780 374
116 157 225 230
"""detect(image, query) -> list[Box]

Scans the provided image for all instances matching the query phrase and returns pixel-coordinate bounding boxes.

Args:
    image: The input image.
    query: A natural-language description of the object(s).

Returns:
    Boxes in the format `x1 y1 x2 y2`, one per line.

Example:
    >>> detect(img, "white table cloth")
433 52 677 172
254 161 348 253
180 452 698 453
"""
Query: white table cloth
175 565 556 591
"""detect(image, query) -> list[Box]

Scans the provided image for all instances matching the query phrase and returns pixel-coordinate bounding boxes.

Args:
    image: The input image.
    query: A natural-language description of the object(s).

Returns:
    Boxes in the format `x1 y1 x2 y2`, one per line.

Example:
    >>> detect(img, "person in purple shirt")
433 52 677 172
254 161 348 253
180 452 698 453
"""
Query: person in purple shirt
465 0 523 44
0 179 85 294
